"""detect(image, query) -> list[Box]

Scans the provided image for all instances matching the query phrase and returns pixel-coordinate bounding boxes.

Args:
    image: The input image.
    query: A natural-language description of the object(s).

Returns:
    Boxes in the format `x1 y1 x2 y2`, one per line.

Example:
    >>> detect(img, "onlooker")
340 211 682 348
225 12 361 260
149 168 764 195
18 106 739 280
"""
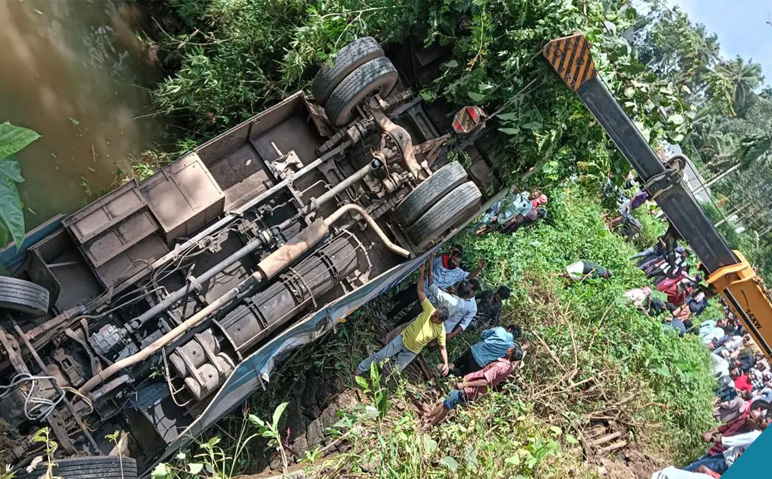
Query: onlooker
714 395 747 423
387 249 484 323
356 264 449 377
473 285 511 328
422 345 523 427
450 325 524 377
731 369 753 393
683 403 770 474
560 261 613 281
428 270 477 342
610 189 649 228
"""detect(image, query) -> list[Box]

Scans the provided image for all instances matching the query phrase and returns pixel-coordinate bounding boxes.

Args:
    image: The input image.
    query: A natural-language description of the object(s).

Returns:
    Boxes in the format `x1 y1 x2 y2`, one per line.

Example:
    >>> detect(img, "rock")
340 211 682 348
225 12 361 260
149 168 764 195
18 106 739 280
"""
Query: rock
316 381 334 406
360 454 378 472
284 400 308 441
301 377 319 409
337 441 352 453
290 374 307 398
290 434 309 458
335 390 358 410
319 403 339 429
306 418 324 448
269 452 285 471
306 405 322 419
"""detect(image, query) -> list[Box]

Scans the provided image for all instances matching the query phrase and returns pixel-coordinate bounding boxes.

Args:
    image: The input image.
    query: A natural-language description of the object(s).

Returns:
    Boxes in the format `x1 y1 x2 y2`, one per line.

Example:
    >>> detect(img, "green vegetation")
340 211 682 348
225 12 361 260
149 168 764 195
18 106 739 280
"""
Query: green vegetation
0 122 40 248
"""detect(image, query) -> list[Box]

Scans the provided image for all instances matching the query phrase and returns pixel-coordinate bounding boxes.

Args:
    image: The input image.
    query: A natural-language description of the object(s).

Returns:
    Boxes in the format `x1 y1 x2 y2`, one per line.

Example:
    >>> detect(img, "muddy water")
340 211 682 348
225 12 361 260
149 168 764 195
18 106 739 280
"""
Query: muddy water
0 0 163 231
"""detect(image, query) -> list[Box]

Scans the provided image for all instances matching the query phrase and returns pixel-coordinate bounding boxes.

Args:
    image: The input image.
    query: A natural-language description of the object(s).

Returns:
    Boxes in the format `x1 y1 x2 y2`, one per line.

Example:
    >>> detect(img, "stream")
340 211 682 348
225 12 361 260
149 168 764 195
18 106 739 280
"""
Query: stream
0 0 163 232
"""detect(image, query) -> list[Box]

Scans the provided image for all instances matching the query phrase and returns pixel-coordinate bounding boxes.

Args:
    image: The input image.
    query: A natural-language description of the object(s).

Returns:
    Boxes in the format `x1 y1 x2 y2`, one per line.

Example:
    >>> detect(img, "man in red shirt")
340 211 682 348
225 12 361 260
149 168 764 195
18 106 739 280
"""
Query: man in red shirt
421 345 523 428
731 368 753 393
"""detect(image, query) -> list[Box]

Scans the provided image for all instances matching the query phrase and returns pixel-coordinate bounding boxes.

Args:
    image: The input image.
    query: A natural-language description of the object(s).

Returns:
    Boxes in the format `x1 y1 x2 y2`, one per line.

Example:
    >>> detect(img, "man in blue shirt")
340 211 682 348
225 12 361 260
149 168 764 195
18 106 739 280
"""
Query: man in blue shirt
450 325 524 377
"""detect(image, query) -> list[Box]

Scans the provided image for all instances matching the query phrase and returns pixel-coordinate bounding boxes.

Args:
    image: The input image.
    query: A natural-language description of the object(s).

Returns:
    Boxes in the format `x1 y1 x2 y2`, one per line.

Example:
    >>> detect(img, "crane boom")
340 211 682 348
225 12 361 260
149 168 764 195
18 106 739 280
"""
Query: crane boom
543 33 772 358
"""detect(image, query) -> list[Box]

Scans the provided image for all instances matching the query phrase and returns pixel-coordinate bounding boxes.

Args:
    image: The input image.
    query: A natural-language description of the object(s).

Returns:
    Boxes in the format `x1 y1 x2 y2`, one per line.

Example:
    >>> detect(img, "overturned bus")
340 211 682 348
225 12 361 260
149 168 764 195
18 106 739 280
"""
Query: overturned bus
0 37 505 477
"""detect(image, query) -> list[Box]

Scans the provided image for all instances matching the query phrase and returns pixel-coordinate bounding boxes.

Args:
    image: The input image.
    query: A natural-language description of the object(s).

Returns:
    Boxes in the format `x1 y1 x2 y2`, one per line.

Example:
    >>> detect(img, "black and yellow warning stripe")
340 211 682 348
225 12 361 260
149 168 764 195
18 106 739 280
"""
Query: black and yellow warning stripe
542 34 597 92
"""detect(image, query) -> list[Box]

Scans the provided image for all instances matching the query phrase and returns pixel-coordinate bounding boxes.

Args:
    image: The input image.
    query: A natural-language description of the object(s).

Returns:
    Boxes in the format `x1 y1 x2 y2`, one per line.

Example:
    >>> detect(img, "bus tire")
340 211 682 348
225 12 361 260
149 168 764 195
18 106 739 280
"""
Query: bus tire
407 181 482 250
16 456 137 479
394 162 468 227
311 37 384 106
0 277 50 316
325 57 398 127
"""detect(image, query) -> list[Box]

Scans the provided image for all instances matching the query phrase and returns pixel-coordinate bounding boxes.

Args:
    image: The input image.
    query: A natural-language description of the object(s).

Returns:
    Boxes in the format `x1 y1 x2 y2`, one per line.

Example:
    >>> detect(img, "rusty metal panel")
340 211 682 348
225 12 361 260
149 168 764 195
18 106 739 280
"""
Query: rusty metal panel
140 153 225 244
94 234 169 289
63 181 146 244
82 211 158 268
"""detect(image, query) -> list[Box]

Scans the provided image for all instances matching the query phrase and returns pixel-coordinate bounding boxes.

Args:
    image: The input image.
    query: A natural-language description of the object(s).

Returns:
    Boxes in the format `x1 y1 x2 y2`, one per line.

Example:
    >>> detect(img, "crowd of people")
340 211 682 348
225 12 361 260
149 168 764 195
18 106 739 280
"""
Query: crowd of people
624 234 770 478
353 244 526 428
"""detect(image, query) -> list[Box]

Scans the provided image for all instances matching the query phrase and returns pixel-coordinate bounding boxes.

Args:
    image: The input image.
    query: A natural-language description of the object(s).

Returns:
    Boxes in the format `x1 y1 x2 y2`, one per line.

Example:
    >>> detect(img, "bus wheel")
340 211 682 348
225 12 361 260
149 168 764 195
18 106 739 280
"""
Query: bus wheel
16 456 137 479
394 161 468 227
311 37 384 106
407 181 482 251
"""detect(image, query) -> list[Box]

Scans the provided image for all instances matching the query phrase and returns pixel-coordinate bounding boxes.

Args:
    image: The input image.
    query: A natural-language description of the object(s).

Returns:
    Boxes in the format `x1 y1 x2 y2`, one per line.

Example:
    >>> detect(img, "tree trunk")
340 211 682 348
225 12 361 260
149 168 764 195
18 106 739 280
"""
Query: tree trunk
696 163 742 195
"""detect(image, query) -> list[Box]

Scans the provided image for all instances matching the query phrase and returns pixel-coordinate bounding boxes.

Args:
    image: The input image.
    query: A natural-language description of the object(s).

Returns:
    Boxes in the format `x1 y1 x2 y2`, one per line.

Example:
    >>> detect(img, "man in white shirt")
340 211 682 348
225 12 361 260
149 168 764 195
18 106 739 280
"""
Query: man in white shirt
388 249 484 326
429 279 478 342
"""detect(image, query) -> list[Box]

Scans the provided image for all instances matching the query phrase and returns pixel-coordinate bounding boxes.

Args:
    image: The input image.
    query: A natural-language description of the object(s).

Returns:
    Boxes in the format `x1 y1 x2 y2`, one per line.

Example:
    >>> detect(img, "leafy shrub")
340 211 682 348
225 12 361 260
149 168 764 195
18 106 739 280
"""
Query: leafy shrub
0 122 40 248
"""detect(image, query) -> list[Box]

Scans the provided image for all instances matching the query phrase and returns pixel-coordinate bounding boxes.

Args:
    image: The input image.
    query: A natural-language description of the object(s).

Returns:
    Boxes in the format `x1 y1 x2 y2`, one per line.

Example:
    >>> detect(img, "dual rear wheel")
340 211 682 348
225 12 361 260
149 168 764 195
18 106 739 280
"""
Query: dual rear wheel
312 38 483 251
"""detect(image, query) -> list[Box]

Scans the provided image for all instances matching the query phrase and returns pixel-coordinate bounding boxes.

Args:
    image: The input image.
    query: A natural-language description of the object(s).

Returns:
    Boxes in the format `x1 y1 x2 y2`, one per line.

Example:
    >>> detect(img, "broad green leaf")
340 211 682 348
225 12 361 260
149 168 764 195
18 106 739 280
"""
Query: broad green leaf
272 402 289 430
499 128 519 135
0 122 40 159
440 456 459 471
0 155 24 183
364 405 379 418
355 375 369 389
188 463 204 474
249 414 267 428
668 113 685 125
497 112 520 121
441 59 459 69
0 180 24 248
422 434 438 454
420 90 438 102
151 463 169 479
468 91 485 102
505 454 521 465
549 425 562 436
566 434 579 445
520 121 542 130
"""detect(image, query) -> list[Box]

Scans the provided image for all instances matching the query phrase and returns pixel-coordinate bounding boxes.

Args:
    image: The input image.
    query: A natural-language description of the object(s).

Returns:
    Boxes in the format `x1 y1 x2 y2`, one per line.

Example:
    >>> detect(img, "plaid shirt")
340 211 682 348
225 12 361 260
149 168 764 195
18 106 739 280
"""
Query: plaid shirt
749 368 765 390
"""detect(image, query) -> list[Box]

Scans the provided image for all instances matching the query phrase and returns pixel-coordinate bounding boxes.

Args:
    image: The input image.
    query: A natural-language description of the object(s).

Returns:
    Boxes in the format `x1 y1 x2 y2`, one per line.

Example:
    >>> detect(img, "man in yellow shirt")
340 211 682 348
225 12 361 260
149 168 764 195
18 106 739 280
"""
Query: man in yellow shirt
355 262 450 377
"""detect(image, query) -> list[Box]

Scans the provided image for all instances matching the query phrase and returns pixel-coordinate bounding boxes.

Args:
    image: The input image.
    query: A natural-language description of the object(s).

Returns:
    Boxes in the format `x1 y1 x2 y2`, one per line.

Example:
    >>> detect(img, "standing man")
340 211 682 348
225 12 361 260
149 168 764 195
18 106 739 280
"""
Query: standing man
451 325 524 377
422 345 523 428
356 263 450 377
